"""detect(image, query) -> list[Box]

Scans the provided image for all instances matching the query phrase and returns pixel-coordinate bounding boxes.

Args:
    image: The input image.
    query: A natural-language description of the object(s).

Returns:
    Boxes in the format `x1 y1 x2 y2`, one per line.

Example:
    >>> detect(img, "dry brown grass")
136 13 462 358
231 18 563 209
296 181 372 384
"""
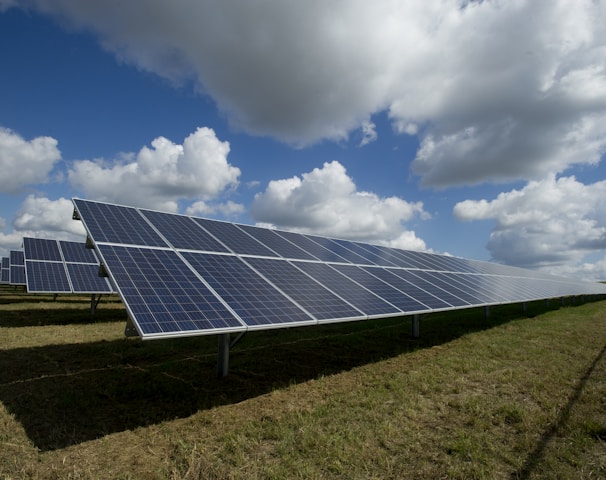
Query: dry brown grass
1 285 605 479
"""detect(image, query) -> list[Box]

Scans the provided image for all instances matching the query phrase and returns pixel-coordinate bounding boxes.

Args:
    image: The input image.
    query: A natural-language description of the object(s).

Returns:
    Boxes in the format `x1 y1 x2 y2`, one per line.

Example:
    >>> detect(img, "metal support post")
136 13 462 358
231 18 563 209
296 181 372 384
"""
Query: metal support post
90 294 102 316
484 306 490 319
217 333 230 378
522 302 527 315
411 314 420 338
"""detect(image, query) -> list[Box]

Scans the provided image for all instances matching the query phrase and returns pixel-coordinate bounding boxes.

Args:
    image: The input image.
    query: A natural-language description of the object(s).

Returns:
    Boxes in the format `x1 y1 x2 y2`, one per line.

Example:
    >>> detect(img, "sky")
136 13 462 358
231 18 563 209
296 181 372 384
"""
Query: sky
1 0 606 281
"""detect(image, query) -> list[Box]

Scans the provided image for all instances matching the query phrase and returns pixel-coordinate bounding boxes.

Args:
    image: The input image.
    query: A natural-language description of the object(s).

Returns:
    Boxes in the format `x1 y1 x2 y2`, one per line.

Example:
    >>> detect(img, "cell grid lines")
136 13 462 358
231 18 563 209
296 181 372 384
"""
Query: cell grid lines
72 198 606 340
22 237 114 294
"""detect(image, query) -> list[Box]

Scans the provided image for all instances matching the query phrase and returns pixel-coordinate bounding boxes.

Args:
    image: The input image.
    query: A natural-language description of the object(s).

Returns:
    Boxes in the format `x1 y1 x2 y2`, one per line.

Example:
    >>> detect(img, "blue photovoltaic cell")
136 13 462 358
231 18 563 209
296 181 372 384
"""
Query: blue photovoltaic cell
236 224 317 260
66 263 113 293
74 199 168 247
10 266 26 285
412 270 485 305
303 235 376 265
474 275 524 302
407 251 452 271
363 267 456 310
244 257 364 320
331 239 398 267
23 237 62 261
183 252 315 327
26 261 71 292
96 244 245 336
442 273 510 304
385 268 470 307
10 250 24 266
272 230 349 263
389 249 438 270
9 251 25 285
59 240 99 264
429 256 478 274
193 218 278 257
493 276 539 301
292 261 402 317
141 209 230 252
332 264 430 312
352 243 414 268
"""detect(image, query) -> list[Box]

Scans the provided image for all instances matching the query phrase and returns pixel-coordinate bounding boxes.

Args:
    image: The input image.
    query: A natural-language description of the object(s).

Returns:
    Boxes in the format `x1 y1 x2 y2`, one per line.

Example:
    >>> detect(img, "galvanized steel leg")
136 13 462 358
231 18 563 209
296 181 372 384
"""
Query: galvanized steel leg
484 306 490 319
217 333 230 378
411 314 420 338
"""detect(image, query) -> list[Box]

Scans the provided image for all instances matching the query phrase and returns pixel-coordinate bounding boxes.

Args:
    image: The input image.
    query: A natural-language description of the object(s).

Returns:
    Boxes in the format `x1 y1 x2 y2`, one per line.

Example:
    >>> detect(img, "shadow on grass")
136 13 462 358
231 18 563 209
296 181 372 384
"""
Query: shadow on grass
0 306 127 327
0 301 578 451
514 342 606 480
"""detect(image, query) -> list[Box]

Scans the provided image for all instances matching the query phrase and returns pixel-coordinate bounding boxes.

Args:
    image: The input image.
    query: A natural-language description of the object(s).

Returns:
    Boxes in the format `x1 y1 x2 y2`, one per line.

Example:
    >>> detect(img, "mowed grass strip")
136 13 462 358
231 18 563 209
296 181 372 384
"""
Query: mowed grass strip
0 286 605 479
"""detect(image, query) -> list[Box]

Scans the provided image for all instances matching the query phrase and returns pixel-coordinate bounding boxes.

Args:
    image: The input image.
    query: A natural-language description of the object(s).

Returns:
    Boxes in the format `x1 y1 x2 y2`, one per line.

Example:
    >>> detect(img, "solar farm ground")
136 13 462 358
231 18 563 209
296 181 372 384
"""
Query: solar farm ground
0 284 605 479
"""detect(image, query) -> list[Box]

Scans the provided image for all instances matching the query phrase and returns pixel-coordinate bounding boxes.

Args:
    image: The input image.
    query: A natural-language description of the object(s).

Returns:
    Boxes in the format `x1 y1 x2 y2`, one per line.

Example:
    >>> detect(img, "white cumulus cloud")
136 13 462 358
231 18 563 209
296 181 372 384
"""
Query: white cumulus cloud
0 128 62 193
251 160 428 249
453 175 606 279
185 200 245 218
0 195 86 257
9 0 606 187
12 195 85 237
68 127 240 212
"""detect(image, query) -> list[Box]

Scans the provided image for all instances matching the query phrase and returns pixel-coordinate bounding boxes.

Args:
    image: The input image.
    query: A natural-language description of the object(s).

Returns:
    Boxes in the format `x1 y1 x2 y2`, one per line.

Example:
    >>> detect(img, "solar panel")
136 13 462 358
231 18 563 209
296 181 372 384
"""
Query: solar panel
22 237 114 294
192 217 278 257
291 261 402 317
95 244 244 337
273 230 350 263
332 264 445 311
65 263 112 294
182 252 315 328
235 223 317 260
22 238 70 293
9 250 25 285
59 240 99 263
26 261 71 292
243 257 365 321
23 237 62 261
1 257 9 284
72 197 606 347
140 209 230 252
73 199 167 247
330 239 399 267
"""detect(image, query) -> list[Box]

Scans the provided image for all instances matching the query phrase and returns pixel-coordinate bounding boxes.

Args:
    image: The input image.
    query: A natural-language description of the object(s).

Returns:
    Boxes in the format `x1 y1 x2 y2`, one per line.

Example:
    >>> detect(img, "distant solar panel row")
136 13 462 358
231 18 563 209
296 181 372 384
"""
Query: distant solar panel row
22 237 114 294
72 198 606 340
0 257 9 284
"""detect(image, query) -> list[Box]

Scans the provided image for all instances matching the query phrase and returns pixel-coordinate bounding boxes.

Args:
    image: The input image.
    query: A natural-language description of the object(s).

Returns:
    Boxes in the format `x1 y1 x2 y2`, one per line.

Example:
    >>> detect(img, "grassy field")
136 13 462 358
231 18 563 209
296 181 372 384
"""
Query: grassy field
0 284 605 479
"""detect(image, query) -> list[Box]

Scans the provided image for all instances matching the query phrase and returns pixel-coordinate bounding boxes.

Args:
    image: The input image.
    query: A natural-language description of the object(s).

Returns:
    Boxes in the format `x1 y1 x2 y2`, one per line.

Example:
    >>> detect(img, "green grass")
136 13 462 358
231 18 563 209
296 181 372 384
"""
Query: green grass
0 284 605 479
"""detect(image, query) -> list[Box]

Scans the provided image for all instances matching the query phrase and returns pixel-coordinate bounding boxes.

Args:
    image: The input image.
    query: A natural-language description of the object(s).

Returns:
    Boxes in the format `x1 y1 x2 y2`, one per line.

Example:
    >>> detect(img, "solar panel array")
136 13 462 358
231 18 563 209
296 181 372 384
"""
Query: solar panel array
22 237 114 294
72 198 606 341
1 257 9 284
9 250 26 286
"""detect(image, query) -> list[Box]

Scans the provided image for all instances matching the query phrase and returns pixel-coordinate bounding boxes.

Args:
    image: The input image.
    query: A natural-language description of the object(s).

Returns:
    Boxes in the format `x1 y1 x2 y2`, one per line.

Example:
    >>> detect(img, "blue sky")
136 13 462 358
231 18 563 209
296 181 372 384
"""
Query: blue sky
1 1 606 280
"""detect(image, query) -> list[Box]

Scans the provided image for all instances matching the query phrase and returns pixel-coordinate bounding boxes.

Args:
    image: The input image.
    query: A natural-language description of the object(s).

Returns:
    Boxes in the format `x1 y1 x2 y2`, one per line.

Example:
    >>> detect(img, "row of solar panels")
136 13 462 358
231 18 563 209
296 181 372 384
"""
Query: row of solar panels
72 198 606 340
1 250 25 286
0 239 114 294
